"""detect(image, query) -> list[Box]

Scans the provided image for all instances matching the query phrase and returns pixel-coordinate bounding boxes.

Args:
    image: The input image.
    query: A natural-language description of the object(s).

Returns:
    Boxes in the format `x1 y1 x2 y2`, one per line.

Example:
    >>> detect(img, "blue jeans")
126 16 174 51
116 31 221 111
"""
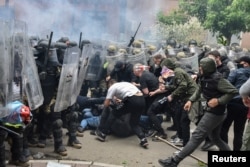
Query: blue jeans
80 108 100 129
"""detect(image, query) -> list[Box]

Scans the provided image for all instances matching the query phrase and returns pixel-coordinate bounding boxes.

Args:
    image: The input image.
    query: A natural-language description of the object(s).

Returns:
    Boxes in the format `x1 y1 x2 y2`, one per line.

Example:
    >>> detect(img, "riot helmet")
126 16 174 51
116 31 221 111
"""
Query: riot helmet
166 38 177 48
188 39 197 47
118 48 127 54
182 45 190 52
132 40 142 48
132 48 141 55
107 44 117 53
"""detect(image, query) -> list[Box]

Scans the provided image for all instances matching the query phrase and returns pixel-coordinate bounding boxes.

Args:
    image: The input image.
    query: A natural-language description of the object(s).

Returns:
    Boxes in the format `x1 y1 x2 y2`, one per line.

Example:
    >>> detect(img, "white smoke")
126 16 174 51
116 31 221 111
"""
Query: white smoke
10 0 169 43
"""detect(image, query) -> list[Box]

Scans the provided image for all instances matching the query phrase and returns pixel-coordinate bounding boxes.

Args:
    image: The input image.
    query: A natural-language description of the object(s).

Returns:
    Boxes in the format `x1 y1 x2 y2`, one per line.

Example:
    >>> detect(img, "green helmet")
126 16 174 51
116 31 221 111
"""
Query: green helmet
107 45 117 53
132 40 142 48
118 48 127 54
147 44 156 52
132 48 141 55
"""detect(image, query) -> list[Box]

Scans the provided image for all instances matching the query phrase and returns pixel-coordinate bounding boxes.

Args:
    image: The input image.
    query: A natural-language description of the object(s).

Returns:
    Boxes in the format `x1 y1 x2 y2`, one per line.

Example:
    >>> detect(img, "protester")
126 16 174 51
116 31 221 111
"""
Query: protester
239 78 250 151
133 63 168 139
158 57 238 167
95 79 149 148
160 58 197 147
220 56 250 150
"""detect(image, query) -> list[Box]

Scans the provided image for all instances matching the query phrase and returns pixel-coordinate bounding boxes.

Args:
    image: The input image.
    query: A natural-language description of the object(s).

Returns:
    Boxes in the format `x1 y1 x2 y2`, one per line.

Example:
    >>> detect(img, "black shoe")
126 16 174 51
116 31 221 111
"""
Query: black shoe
154 132 167 139
152 132 167 141
27 138 38 147
140 138 149 148
54 145 67 156
171 133 178 140
201 141 214 151
67 139 82 149
167 125 177 131
95 129 106 142
8 160 30 167
77 126 85 133
23 148 32 159
37 140 46 148
158 157 178 167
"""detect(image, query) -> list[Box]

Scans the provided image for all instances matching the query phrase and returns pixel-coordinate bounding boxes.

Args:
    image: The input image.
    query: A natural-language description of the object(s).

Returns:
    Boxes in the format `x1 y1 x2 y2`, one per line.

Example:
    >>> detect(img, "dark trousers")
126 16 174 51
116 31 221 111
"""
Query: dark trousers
220 98 248 150
175 101 190 146
147 94 167 133
77 96 105 112
99 95 146 139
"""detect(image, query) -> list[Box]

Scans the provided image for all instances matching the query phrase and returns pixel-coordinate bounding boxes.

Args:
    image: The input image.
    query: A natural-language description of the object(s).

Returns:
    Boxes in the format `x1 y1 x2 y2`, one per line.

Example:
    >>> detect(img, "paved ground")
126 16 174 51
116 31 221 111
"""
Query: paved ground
5 119 235 167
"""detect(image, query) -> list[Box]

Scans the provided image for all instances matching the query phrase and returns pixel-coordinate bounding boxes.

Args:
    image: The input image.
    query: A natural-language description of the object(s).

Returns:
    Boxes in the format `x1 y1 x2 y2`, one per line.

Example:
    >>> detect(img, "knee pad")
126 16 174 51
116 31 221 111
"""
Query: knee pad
52 119 63 128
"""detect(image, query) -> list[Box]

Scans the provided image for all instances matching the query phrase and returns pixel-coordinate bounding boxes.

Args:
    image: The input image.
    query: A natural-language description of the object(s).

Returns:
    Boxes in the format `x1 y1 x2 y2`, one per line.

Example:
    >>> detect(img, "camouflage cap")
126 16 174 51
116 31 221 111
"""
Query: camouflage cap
132 40 142 48
107 45 117 52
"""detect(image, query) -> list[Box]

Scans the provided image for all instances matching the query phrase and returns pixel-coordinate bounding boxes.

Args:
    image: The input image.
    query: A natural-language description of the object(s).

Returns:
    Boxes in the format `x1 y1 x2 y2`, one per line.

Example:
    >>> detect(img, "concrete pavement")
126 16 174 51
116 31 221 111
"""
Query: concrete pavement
5 119 236 167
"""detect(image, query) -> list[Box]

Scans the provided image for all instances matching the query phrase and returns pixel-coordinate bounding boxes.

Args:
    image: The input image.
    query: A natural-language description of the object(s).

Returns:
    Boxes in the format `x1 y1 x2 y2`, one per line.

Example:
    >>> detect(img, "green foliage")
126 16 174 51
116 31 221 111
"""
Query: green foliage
179 0 208 23
179 0 250 45
154 4 207 44
217 35 227 46
157 10 189 25
150 17 207 44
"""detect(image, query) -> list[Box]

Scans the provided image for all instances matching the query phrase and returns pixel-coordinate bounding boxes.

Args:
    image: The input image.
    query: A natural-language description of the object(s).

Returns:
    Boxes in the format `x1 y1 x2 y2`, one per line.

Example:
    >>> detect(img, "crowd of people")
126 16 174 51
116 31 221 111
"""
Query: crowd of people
1 26 250 167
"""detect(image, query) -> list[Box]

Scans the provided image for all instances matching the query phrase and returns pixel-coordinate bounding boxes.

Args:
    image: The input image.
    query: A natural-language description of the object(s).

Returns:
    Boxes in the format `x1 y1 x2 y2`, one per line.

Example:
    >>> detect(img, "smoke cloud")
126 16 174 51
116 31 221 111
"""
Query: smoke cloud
10 0 168 43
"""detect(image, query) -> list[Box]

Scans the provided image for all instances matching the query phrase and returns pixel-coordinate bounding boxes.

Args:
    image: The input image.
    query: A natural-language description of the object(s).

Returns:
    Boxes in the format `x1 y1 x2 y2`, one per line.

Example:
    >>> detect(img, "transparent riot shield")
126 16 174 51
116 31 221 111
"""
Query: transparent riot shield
190 46 202 56
179 54 199 72
168 48 177 56
10 22 27 102
22 44 44 110
228 50 246 61
85 44 106 81
228 50 237 61
125 49 147 65
11 20 44 110
76 44 91 95
54 46 80 112
0 20 12 118
106 53 125 74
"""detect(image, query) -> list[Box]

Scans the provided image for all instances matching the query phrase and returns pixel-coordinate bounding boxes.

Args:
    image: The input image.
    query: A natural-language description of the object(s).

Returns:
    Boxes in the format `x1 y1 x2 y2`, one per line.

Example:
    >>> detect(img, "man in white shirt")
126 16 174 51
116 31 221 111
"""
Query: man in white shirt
95 79 149 148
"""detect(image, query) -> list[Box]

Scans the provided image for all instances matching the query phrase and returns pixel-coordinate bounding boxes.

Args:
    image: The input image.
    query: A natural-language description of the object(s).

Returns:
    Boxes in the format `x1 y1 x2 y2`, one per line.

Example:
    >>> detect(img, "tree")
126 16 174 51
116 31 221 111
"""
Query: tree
150 17 207 44
157 10 189 25
179 0 250 45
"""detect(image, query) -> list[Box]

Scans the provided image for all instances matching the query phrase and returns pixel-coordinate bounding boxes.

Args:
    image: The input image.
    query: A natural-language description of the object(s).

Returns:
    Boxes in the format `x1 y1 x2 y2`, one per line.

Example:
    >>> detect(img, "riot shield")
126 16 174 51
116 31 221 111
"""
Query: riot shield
10 22 26 102
0 20 12 118
228 50 246 61
168 48 177 56
106 53 125 74
125 49 147 65
179 54 199 72
190 46 202 56
22 44 44 110
85 44 106 81
76 43 91 95
11 20 44 110
54 46 80 112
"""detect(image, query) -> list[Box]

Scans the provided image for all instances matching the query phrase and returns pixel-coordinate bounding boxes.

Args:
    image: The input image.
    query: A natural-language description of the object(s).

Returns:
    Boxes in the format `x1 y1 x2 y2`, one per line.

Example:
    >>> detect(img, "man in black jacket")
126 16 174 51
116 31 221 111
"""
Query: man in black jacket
158 57 238 167
106 61 137 83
